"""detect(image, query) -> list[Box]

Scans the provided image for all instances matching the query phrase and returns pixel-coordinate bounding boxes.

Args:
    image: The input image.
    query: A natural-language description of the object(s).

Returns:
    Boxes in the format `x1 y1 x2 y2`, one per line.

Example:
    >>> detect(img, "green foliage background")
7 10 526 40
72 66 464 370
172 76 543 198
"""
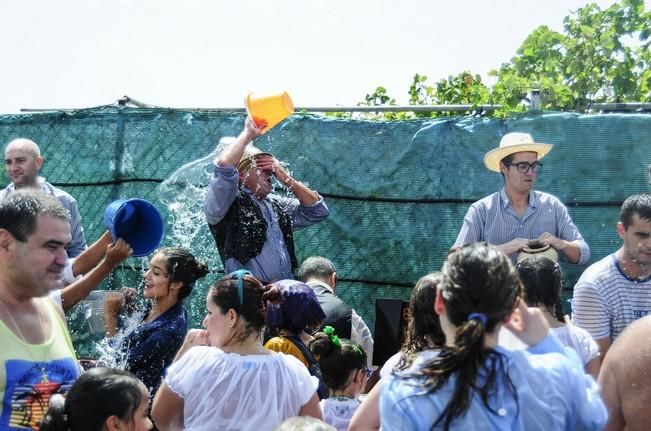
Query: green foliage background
342 0 651 119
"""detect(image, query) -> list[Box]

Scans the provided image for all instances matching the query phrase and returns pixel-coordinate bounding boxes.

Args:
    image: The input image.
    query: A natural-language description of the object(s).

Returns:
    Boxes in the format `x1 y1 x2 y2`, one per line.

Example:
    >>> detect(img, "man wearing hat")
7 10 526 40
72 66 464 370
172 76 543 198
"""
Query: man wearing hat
453 132 589 264
204 117 329 283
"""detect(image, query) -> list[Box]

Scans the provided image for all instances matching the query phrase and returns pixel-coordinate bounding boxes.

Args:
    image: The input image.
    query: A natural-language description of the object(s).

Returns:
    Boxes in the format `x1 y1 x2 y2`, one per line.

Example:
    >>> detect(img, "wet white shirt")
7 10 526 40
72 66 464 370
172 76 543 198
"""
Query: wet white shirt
165 346 318 431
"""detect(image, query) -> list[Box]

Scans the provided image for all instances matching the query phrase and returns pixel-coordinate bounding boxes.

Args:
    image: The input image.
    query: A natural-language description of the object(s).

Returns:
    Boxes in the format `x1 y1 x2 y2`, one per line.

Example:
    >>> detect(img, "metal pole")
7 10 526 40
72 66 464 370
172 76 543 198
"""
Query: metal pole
20 102 501 113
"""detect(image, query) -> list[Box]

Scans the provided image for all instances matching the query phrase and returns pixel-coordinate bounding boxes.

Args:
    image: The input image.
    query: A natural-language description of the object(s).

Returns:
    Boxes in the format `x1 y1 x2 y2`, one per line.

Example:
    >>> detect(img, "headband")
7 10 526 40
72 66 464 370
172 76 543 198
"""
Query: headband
228 269 252 306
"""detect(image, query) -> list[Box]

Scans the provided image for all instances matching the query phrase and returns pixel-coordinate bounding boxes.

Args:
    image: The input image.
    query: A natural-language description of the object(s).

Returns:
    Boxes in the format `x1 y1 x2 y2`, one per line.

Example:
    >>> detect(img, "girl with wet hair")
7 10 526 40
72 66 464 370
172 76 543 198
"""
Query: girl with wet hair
516 255 600 378
104 247 209 395
350 272 446 431
380 243 607 430
310 327 370 431
151 270 322 430
385 272 446 376
40 367 152 431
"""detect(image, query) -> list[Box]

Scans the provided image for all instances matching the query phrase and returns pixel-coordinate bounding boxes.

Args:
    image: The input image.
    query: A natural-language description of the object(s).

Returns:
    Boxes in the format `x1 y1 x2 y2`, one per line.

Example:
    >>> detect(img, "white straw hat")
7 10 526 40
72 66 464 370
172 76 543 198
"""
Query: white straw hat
484 132 553 172
236 145 273 171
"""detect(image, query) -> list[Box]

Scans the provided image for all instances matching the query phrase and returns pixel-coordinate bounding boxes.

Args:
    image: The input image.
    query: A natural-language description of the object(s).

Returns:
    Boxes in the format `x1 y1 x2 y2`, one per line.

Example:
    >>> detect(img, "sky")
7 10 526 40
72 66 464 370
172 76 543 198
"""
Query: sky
0 0 626 114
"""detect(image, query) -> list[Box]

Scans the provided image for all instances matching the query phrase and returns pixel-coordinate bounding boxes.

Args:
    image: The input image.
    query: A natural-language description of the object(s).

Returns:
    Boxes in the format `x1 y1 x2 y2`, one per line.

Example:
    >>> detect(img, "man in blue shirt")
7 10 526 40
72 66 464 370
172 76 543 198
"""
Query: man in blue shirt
2 138 87 257
454 132 589 264
204 117 329 283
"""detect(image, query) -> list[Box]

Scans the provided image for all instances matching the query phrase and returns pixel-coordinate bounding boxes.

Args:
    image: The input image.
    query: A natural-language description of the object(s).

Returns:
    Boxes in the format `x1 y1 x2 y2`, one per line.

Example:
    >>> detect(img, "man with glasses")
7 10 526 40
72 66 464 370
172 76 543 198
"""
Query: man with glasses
453 132 589 264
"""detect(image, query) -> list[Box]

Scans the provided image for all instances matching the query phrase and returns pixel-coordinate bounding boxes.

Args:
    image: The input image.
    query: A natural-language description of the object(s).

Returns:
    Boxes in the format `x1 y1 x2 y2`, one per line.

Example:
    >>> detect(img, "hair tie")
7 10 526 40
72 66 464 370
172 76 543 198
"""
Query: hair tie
467 312 488 325
351 344 364 358
323 325 341 347
228 269 252 306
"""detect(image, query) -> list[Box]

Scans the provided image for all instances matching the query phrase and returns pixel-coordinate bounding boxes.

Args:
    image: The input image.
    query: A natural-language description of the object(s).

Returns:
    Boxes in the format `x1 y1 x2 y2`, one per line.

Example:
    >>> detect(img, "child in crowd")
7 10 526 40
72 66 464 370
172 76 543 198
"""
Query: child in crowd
40 367 153 431
381 272 445 377
350 272 445 431
310 326 370 431
516 255 601 378
265 279 329 399
380 243 607 430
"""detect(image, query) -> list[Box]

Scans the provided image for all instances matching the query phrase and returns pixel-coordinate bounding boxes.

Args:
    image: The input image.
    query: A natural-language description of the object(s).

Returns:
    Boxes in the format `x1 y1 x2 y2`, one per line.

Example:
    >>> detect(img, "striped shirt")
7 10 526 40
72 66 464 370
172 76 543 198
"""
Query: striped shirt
454 188 590 264
572 253 651 341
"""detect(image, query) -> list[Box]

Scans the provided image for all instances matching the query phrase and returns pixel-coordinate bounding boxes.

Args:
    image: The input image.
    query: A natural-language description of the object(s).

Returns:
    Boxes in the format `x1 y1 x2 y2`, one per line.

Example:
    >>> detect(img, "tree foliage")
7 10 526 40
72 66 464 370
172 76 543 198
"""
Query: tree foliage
348 0 651 119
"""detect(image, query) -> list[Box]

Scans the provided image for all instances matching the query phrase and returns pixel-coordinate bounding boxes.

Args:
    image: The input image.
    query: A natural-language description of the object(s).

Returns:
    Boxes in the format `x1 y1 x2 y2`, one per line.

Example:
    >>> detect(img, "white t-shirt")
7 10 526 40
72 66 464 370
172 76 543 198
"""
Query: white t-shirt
572 253 651 341
320 397 361 431
165 346 318 431
48 258 78 308
552 325 599 366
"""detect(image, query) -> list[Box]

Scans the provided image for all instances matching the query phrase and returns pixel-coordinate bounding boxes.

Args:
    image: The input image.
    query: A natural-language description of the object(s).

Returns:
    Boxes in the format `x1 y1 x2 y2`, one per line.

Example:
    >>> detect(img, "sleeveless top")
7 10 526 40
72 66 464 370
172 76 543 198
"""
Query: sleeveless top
0 298 80 430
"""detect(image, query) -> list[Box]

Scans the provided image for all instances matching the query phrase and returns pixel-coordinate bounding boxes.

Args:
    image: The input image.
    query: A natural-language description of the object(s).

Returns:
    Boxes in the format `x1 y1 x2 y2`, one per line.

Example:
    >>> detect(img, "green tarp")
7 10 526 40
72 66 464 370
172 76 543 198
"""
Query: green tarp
1 107 649 356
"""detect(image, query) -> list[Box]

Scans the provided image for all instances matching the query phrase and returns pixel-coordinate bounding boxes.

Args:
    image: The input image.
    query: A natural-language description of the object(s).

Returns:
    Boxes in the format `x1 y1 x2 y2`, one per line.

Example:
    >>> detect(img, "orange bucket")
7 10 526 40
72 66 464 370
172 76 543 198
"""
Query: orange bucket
245 91 294 134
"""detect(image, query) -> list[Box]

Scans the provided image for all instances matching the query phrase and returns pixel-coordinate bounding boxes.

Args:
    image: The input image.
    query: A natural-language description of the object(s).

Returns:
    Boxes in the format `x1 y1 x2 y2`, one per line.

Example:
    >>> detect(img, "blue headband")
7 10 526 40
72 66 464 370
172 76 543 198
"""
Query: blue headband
467 312 488 326
229 269 252 306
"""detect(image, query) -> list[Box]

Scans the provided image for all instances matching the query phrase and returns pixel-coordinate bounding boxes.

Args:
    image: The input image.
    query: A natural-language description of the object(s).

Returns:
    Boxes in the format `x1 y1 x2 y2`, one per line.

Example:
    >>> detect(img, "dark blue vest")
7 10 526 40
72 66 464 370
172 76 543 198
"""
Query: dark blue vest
209 190 298 273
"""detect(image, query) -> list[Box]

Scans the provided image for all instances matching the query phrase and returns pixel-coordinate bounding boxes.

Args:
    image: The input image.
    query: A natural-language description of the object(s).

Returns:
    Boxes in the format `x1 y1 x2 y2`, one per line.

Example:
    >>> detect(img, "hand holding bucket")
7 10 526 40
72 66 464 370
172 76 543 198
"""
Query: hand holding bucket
103 198 165 257
245 91 294 134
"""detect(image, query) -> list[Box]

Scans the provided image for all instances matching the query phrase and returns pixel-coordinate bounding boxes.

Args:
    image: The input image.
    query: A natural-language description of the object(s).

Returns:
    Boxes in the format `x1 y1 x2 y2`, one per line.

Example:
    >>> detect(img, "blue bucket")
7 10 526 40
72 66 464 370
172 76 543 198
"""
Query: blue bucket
103 198 165 257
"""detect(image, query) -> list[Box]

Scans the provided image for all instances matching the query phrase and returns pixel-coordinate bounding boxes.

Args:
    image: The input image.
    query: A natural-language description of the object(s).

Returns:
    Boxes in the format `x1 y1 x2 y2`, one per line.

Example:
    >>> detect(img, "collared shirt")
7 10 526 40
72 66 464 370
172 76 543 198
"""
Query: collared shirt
204 165 329 282
454 188 590 264
308 280 375 368
120 302 187 394
380 333 607 430
0 178 87 257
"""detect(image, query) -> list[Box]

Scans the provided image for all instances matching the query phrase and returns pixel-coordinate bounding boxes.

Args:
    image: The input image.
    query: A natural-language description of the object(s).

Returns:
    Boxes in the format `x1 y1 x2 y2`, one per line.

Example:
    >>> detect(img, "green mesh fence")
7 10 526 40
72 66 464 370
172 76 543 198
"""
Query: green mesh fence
1 107 649 357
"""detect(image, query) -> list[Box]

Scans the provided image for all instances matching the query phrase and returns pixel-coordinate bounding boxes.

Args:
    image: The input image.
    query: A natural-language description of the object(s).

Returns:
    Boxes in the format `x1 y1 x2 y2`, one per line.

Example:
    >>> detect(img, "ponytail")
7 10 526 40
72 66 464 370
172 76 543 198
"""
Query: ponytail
402 244 520 430
418 318 514 430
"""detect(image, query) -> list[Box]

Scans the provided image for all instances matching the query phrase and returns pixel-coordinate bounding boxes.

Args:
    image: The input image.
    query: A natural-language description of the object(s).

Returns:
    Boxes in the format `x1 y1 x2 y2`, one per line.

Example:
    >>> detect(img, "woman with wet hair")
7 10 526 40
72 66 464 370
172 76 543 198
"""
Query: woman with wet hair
151 270 321 430
40 367 153 431
516 255 600 378
310 327 370 431
104 247 209 395
380 243 607 430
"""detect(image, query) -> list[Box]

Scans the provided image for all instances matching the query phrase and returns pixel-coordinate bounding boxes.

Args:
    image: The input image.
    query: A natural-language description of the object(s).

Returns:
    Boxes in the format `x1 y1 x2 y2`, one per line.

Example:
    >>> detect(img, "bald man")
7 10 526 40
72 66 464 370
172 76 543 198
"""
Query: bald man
599 315 651 430
1 138 87 257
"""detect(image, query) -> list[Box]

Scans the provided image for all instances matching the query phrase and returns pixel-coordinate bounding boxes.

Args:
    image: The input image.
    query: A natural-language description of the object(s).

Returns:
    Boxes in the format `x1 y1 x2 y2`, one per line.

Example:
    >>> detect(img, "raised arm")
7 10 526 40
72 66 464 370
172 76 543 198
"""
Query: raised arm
253 155 320 206
60 238 132 311
69 231 113 277
216 117 262 168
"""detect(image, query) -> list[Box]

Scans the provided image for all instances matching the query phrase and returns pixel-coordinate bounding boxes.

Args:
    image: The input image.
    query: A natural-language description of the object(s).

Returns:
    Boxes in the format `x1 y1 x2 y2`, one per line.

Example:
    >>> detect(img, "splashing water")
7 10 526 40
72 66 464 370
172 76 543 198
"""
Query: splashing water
95 308 146 369
158 146 222 251
91 263 148 367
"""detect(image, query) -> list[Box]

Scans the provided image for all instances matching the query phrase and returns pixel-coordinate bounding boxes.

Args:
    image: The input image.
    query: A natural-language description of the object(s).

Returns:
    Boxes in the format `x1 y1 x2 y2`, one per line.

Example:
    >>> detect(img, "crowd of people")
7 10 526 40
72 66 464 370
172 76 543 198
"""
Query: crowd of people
0 119 649 430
